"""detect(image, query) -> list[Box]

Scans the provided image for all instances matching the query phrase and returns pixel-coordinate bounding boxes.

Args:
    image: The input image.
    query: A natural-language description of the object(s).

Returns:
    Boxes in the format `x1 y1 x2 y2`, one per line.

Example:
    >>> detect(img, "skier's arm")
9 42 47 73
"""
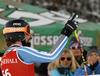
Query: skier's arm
18 13 78 63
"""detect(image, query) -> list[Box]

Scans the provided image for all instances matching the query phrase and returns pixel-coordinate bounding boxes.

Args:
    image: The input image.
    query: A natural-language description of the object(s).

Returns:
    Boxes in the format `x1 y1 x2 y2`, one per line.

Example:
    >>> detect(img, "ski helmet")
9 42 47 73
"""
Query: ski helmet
3 19 31 46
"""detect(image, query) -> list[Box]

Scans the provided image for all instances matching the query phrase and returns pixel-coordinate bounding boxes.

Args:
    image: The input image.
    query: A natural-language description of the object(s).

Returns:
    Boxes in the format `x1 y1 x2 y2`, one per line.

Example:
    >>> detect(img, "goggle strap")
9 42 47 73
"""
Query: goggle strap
3 25 31 35
3 27 25 34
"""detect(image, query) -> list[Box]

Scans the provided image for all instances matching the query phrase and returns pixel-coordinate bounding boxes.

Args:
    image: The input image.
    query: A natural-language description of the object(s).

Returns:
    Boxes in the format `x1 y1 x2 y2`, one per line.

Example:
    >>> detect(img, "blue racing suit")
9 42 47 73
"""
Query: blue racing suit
5 34 68 63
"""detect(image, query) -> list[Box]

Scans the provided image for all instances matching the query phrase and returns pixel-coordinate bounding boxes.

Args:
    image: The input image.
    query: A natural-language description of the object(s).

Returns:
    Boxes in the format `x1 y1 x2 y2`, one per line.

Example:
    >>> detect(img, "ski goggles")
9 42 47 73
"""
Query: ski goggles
70 45 83 49
3 25 31 35
61 57 71 61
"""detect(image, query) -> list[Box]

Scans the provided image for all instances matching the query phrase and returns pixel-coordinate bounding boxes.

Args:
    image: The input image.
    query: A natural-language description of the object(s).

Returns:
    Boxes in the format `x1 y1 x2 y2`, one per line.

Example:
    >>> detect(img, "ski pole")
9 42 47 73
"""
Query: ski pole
69 12 88 76
74 30 87 76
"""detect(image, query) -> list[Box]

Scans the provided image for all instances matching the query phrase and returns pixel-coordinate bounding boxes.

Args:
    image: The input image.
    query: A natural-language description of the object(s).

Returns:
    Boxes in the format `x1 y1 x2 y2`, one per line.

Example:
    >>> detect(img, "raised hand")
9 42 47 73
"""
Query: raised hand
61 13 78 37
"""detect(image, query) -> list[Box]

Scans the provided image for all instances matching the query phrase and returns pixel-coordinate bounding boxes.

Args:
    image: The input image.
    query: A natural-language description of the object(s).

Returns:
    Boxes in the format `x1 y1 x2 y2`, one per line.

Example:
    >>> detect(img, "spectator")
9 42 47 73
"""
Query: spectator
48 49 80 76
74 46 100 76
69 37 87 65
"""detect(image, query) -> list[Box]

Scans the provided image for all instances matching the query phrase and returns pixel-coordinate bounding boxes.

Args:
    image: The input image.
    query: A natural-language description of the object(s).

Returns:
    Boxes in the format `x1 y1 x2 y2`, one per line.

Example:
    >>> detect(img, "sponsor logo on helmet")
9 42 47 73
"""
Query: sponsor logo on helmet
13 23 21 26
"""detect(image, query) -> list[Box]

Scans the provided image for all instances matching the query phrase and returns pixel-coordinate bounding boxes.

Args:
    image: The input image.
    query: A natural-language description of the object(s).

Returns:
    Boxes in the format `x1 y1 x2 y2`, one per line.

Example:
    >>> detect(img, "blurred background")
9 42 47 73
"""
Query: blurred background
15 0 100 23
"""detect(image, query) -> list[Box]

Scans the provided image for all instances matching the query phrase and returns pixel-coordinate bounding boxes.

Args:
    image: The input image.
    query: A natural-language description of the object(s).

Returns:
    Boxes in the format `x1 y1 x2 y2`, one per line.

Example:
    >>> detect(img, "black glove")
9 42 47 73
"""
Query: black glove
61 13 78 37
88 60 99 71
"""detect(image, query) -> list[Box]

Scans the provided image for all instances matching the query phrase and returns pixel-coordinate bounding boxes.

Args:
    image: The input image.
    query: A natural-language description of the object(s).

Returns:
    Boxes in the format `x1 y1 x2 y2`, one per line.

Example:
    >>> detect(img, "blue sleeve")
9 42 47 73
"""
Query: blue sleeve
17 35 69 63
50 69 61 76
74 66 93 76
95 63 100 74
74 64 100 76
74 68 85 76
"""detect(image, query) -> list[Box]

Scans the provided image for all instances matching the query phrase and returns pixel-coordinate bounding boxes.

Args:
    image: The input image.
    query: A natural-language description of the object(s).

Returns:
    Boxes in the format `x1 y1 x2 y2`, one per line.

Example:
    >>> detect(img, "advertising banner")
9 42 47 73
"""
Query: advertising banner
0 1 99 53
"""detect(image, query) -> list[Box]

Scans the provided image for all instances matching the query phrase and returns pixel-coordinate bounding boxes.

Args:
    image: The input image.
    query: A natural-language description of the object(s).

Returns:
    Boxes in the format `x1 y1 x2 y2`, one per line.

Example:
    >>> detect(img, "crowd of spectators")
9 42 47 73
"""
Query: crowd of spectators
35 36 100 76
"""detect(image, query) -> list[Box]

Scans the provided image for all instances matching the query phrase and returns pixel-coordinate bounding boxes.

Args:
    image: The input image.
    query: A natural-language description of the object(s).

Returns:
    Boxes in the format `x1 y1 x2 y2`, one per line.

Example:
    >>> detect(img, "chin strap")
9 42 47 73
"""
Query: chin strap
19 35 27 46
